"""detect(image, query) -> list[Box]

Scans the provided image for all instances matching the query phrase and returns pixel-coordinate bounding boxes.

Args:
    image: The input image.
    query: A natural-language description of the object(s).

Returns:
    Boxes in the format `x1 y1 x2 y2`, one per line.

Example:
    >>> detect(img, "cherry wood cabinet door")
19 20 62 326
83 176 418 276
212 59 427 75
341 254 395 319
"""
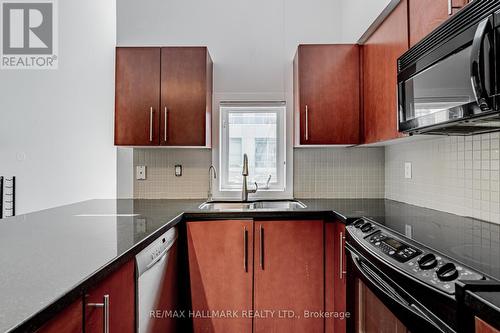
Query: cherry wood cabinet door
333 222 347 333
363 0 408 144
254 220 324 333
84 260 135 333
476 317 500 333
187 220 253 333
36 299 83 333
409 0 469 47
326 222 347 333
294 44 360 145
115 48 161 146
161 47 212 147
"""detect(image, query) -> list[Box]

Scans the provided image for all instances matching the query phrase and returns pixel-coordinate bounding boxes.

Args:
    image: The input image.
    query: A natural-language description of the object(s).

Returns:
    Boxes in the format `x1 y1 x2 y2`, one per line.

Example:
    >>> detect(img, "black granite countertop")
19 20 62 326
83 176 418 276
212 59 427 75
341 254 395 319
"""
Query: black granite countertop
1 198 499 332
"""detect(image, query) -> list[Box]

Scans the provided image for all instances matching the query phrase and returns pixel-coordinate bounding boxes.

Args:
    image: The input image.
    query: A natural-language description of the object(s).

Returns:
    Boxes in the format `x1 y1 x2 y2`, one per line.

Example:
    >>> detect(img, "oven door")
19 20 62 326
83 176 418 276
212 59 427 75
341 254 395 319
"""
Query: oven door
346 244 455 333
398 15 497 134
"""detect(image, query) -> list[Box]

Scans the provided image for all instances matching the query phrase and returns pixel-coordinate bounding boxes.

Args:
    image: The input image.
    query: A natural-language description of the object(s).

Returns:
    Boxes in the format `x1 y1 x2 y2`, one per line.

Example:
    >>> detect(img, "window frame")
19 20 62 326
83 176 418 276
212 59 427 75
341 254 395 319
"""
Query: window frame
219 104 286 192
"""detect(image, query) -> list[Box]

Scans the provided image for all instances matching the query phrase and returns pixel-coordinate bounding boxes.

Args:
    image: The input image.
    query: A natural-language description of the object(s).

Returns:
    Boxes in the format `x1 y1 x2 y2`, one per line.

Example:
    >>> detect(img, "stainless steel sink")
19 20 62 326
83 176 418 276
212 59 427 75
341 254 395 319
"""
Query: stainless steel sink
198 200 307 211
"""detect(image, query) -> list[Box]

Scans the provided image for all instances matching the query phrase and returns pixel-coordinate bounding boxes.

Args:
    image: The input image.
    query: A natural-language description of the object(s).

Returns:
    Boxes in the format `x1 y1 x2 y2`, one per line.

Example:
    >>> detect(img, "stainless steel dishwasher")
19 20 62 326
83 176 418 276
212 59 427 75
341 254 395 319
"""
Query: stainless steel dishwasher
136 227 178 333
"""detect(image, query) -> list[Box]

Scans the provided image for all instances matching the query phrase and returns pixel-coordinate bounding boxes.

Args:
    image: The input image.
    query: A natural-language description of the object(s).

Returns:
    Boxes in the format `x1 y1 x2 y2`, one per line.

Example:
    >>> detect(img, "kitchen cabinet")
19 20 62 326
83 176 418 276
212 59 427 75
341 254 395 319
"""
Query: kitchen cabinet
84 260 135 333
36 299 83 333
254 220 324 333
115 47 212 147
293 44 361 146
362 0 409 144
409 0 469 47
476 317 500 333
115 48 161 146
187 220 254 333
326 222 347 333
187 219 324 333
161 47 212 147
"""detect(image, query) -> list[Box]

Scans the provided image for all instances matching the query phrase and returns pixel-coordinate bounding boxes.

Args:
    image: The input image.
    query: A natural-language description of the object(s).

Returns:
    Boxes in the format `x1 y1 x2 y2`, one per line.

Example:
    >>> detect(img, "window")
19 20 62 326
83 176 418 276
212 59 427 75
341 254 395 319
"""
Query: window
220 103 286 191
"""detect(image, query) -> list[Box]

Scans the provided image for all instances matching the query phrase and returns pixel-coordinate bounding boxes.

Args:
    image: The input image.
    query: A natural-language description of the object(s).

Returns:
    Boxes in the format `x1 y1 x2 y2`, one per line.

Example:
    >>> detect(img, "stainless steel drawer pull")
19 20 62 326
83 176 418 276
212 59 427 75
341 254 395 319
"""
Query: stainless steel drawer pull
260 225 264 270
243 227 248 272
305 105 309 141
88 294 110 333
164 107 168 142
149 107 154 142
339 232 346 279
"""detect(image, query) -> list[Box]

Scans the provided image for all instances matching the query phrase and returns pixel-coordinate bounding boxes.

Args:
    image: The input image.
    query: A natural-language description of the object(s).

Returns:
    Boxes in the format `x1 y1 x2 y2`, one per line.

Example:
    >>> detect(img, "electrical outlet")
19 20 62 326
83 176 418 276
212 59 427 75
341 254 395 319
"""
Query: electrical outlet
136 166 146 180
175 165 182 177
404 162 412 179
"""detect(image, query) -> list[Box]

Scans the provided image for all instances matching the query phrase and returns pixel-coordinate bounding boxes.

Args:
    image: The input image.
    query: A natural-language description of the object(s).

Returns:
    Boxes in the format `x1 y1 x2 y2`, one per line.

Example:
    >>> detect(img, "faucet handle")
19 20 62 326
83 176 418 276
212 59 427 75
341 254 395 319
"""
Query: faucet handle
248 182 258 194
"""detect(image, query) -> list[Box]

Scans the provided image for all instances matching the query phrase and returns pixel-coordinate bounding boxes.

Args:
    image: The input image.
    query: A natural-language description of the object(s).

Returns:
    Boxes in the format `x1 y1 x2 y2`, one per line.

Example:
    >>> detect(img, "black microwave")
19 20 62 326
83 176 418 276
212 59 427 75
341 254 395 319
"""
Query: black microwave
397 0 500 135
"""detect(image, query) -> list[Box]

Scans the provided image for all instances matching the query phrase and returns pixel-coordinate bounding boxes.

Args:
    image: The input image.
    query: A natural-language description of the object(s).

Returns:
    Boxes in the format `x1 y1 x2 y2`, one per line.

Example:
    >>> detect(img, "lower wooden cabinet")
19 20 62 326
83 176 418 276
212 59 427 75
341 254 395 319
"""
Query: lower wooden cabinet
326 222 347 333
476 317 500 333
38 259 136 333
187 219 325 333
187 220 254 333
254 220 324 333
36 300 83 333
84 260 135 333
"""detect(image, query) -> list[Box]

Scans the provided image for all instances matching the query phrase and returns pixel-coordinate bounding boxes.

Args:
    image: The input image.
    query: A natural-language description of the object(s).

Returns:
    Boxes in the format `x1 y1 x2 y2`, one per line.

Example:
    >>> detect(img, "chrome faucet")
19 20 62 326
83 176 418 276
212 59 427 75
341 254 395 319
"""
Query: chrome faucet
242 154 258 202
207 165 217 202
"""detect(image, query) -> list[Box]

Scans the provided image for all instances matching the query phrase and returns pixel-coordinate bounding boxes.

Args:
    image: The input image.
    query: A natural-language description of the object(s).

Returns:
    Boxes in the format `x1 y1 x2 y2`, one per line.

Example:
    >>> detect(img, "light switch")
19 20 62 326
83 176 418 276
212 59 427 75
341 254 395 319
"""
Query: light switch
175 165 182 177
136 166 146 180
404 162 412 179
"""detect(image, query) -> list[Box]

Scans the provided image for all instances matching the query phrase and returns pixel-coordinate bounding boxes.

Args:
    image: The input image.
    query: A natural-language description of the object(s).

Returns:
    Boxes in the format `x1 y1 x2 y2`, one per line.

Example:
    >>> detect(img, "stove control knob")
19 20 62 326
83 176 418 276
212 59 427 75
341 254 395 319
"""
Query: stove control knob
418 253 438 270
361 223 373 233
436 263 459 282
354 220 365 228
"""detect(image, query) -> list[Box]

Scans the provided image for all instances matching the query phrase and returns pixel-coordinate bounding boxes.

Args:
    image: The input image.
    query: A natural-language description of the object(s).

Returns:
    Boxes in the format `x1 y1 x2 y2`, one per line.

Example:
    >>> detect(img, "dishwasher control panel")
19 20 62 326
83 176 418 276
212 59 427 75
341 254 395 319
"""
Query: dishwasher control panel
136 227 177 276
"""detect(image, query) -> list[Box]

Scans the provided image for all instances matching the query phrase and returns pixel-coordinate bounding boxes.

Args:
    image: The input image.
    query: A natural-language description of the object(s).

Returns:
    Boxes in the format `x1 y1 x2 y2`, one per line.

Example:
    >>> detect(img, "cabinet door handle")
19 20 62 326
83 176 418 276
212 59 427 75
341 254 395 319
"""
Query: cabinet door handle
243 226 248 272
305 105 309 141
87 294 110 333
259 225 264 270
339 232 346 279
448 0 452 15
149 107 154 142
164 107 168 142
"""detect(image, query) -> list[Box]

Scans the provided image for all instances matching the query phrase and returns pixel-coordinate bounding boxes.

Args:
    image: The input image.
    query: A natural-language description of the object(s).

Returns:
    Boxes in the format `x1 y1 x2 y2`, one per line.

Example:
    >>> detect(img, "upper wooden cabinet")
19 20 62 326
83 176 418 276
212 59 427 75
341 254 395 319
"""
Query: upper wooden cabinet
161 47 212 147
409 0 469 47
115 47 212 147
115 48 161 146
294 44 361 146
362 0 409 144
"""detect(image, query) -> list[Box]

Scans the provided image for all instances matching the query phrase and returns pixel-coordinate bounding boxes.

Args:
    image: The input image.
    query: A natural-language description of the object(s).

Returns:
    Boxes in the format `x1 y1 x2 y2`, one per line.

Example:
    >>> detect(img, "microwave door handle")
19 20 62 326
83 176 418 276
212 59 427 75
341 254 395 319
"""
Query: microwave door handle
349 251 453 333
470 17 493 111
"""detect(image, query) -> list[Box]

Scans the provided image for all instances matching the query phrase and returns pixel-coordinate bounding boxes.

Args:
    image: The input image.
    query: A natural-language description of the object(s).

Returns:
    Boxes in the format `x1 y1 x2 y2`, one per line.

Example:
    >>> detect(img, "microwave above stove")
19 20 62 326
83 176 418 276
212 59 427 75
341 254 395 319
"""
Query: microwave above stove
397 1 500 136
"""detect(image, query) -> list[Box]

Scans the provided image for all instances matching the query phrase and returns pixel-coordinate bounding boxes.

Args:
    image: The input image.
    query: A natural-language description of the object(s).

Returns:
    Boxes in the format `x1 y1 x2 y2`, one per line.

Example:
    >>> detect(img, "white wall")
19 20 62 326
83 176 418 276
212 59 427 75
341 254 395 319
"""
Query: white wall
117 0 345 199
0 0 117 214
339 0 392 42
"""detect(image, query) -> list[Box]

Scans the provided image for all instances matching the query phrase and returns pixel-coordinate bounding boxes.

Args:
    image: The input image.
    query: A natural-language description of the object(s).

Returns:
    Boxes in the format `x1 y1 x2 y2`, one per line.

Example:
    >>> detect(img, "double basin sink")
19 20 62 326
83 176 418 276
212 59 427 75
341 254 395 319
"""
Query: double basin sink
198 200 307 211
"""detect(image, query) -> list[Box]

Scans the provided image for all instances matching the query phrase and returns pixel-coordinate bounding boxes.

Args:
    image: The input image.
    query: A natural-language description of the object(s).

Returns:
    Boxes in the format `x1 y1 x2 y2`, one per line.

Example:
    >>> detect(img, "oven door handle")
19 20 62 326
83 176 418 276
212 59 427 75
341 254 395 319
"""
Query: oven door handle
470 17 493 111
349 250 454 333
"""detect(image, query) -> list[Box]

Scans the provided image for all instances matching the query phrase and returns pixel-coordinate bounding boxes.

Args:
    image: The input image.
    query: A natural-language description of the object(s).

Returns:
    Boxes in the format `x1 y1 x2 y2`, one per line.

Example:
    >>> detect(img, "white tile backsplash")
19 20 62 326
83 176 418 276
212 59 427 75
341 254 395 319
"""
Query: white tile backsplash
293 147 385 198
385 134 500 224
134 149 211 199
